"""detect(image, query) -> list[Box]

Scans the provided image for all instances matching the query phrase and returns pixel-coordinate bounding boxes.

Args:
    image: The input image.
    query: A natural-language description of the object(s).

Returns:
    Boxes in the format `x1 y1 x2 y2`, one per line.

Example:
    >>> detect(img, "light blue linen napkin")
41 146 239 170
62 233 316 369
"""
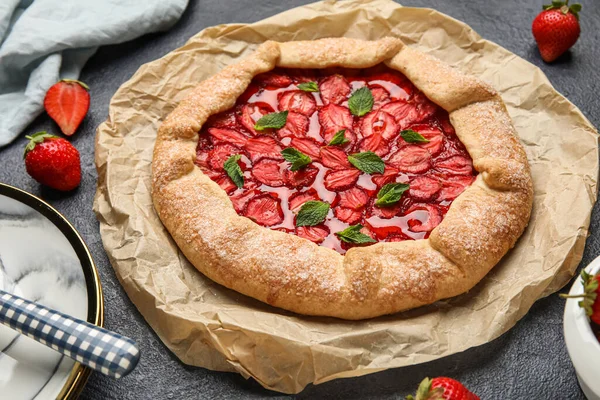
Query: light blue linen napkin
0 0 188 147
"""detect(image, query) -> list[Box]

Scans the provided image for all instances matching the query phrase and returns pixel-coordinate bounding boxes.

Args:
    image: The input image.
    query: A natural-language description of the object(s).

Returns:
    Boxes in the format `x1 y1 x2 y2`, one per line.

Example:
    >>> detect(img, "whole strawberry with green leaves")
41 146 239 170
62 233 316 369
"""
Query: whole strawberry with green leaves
561 270 600 327
407 377 480 400
532 0 582 62
24 132 81 191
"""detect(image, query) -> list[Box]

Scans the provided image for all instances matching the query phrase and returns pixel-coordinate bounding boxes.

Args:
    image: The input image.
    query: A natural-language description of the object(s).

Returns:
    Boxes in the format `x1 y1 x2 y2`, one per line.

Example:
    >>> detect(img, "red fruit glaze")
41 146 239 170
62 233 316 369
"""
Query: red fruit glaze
195 66 477 253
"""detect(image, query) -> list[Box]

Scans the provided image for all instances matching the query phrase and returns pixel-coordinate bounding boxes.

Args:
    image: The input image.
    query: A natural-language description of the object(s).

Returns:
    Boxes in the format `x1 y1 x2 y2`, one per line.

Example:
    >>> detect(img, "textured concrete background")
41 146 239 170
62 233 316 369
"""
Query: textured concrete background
0 0 598 398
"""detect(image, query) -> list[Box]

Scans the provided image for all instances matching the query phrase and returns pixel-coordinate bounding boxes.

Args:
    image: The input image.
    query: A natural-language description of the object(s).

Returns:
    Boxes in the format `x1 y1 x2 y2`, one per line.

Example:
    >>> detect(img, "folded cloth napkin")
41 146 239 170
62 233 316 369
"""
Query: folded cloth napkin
0 0 188 147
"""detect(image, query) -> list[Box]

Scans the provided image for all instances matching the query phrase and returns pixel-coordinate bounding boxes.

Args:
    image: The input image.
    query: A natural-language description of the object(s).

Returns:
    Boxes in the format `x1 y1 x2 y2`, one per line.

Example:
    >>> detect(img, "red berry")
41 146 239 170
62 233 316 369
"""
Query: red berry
406 377 479 400
44 80 90 136
532 2 581 62
24 132 81 191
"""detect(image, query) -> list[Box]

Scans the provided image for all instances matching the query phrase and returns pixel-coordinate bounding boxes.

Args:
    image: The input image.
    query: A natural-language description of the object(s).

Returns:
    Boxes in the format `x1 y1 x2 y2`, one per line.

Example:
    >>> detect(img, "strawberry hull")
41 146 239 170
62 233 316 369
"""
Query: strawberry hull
195 65 477 254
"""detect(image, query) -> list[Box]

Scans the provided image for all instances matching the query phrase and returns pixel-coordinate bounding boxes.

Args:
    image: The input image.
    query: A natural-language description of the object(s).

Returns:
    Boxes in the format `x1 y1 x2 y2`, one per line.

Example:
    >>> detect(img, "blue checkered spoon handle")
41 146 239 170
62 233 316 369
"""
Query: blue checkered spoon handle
0 289 140 378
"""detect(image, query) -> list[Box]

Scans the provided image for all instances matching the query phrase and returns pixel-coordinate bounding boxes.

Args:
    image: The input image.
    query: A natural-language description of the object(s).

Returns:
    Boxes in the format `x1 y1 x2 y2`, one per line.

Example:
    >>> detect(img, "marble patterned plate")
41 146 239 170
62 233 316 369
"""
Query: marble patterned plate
0 183 103 400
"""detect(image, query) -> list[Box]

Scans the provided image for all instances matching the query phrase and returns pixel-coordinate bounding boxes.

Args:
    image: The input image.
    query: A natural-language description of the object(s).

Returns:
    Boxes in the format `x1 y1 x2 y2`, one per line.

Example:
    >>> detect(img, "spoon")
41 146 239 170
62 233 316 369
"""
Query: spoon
0 289 139 378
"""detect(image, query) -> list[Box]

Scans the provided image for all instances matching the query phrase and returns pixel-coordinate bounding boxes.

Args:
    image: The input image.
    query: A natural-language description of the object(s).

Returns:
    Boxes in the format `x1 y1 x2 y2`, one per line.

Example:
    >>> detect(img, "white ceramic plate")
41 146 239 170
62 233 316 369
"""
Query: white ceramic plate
0 183 103 400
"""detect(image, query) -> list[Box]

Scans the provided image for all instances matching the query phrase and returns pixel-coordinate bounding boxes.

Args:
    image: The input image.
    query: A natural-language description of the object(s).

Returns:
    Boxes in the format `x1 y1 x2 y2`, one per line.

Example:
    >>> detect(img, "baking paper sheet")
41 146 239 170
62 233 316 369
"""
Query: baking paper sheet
93 0 599 393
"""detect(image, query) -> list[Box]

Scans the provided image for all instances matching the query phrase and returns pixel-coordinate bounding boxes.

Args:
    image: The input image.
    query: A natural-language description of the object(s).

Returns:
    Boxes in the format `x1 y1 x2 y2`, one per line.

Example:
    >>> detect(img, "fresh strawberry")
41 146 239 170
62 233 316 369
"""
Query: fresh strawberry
215 175 237 194
532 1 581 62
238 103 274 135
244 195 283 226
278 90 317 116
435 155 474 175
358 134 390 157
43 79 90 136
323 169 361 191
289 189 320 213
229 189 258 213
277 112 309 139
320 146 352 169
208 144 241 170
406 204 442 233
410 176 442 201
206 111 237 129
208 128 249 147
23 131 81 191
413 91 437 122
243 137 283 162
371 166 400 188
407 377 480 400
318 104 355 143
251 159 285 187
283 165 318 188
359 110 398 141
561 270 600 325
369 84 391 109
333 206 362 224
296 225 330 243
388 147 432 174
319 74 351 105
338 187 369 210
409 125 444 156
290 137 321 160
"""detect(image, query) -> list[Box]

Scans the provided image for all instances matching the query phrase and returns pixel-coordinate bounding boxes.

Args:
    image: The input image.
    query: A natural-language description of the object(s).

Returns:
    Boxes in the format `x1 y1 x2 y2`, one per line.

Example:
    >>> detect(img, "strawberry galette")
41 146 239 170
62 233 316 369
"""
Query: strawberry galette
152 38 533 319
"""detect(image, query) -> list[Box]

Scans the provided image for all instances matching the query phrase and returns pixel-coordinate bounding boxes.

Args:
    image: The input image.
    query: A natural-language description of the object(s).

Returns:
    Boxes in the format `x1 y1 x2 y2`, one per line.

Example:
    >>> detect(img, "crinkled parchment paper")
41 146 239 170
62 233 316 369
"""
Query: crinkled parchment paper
93 0 599 393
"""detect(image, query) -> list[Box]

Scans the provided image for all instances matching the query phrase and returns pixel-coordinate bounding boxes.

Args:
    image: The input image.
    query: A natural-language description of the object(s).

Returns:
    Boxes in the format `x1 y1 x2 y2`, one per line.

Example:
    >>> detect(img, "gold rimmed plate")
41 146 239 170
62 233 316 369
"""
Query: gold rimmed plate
0 183 103 399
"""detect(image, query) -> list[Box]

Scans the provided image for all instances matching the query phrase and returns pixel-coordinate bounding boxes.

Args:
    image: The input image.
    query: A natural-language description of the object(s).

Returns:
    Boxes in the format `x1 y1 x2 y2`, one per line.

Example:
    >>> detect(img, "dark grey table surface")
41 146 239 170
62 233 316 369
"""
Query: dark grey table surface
1 0 598 398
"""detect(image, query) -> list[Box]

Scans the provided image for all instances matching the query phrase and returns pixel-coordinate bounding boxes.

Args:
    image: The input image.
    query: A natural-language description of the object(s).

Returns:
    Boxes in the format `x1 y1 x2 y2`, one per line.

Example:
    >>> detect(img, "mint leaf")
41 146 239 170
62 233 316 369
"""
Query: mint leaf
223 154 244 188
375 183 410 207
401 129 430 144
254 111 288 131
296 200 330 227
328 129 350 146
297 81 319 92
335 224 376 244
348 87 374 117
347 151 385 174
281 147 312 171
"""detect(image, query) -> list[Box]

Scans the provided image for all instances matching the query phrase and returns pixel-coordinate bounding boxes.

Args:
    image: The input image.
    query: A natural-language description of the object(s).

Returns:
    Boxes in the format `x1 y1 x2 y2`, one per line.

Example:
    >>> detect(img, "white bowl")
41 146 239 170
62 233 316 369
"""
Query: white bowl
564 256 600 400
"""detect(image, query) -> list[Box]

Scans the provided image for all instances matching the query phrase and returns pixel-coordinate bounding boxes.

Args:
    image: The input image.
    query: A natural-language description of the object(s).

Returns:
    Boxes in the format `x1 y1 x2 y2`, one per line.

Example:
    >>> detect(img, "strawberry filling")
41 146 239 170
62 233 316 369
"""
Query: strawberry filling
195 66 478 254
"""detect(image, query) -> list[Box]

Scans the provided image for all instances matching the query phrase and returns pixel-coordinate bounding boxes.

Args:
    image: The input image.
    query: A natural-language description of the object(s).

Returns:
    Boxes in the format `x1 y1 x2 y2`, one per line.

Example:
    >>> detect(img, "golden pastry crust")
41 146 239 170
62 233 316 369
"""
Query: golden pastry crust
152 37 533 320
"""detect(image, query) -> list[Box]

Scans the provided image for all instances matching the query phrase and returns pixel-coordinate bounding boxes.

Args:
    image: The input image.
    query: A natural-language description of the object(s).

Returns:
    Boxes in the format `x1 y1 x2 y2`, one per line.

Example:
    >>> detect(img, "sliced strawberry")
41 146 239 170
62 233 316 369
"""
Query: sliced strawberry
387 232 412 242
206 111 238 129
406 124 444 156
438 112 456 135
296 225 330 244
195 150 210 169
43 80 90 136
371 166 399 187
229 189 257 213
238 102 275 135
437 175 475 201
244 136 283 162
208 128 249 147
320 146 351 169
388 147 432 174
369 84 391 109
334 206 362 224
357 134 390 157
367 72 409 88
413 91 437 122
323 169 361 191
201 168 223 180
409 176 441 201
318 104 355 143
289 189 320 213
319 75 351 105
208 144 241 171
369 201 403 219
435 155 474 175
380 101 419 129
338 187 369 210
290 137 321 160
215 175 237 194
244 195 284 226
288 68 318 84
283 165 318 188
406 203 442 233
277 112 309 139
255 71 292 88
359 110 398 141
251 159 285 187
278 90 317 116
